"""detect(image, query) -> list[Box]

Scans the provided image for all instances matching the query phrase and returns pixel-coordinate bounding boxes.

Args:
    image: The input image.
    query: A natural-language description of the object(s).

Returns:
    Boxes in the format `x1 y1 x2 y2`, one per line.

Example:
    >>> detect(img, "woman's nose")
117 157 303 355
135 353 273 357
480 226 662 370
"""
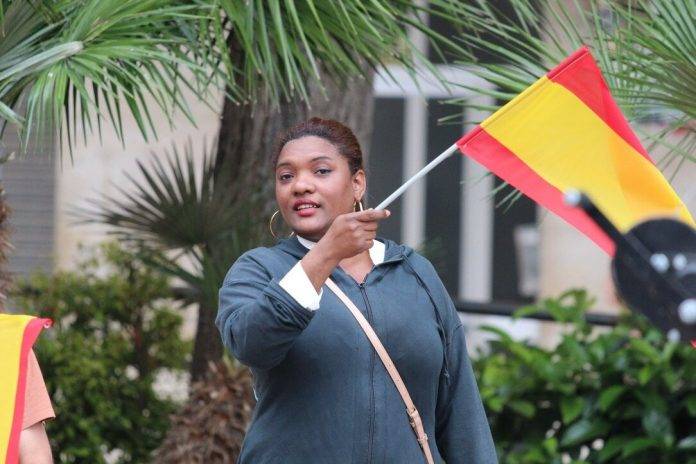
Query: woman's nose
292 173 315 194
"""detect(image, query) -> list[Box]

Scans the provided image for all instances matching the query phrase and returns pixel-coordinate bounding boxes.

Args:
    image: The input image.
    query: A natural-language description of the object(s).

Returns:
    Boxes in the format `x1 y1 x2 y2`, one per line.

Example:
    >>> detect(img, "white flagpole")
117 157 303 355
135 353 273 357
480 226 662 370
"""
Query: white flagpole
374 143 459 211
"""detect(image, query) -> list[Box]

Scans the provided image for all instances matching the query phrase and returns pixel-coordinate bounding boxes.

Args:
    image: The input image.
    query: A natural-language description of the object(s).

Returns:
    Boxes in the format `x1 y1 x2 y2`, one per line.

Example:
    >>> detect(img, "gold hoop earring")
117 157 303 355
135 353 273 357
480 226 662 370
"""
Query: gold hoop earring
269 210 295 239
353 199 364 212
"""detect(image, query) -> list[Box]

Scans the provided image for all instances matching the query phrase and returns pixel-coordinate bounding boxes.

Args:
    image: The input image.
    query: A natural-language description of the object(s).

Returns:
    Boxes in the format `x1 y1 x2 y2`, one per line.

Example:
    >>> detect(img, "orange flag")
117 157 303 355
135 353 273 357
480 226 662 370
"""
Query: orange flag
457 46 694 255
0 314 52 464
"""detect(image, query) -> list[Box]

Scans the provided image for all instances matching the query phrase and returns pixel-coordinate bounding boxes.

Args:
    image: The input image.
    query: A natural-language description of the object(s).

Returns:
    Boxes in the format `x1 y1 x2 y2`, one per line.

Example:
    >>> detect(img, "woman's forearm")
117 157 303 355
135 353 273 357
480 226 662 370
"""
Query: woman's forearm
19 422 53 464
216 251 319 370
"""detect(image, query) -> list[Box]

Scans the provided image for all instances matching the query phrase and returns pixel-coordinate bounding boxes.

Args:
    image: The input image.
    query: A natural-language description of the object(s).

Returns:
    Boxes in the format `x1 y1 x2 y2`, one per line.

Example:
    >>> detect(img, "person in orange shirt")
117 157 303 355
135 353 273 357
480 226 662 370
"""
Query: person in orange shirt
18 349 55 464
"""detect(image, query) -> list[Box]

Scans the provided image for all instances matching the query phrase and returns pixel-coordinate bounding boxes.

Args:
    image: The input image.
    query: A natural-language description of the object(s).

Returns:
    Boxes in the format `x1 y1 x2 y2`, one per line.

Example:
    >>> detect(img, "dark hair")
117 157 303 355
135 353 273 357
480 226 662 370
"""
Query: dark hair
272 117 364 175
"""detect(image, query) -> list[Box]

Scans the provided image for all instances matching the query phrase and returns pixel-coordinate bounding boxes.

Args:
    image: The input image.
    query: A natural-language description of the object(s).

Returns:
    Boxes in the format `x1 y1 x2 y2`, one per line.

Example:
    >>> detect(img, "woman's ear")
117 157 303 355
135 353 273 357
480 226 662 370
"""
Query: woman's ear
352 169 366 202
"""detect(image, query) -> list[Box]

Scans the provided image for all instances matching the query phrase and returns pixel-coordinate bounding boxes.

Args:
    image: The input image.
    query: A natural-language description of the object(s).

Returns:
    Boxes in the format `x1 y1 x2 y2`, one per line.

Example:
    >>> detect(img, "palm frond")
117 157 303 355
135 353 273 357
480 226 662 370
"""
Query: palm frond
210 0 476 105
65 138 266 306
69 139 237 248
2 0 479 156
610 0 696 121
449 0 619 113
446 0 695 209
1 0 220 156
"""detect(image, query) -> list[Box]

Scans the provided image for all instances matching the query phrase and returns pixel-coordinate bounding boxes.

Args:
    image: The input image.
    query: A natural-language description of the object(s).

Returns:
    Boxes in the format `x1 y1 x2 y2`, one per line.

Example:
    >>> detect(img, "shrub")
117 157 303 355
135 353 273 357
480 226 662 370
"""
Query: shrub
11 241 191 463
472 289 696 463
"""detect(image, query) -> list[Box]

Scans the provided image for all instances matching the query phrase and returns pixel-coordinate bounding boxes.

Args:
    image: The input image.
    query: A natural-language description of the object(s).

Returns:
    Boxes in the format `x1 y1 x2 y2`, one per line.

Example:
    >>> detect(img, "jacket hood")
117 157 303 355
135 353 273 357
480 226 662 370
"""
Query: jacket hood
273 235 415 263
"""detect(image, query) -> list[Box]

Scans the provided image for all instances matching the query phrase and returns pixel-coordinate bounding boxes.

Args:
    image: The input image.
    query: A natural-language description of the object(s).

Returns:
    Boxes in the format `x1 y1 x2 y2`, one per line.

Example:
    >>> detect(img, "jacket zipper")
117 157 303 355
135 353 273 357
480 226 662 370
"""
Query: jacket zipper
345 254 403 463
358 281 375 464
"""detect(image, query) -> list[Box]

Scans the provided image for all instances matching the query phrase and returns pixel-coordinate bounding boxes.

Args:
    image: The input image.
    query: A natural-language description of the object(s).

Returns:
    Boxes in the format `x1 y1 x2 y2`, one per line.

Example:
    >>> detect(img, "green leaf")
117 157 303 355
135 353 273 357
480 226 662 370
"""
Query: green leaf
487 396 505 413
560 397 584 424
542 437 558 455
597 435 632 462
599 385 626 412
629 339 661 363
621 437 661 458
638 365 654 385
685 394 696 416
677 436 696 450
478 324 516 344
634 390 669 414
509 400 536 418
513 304 542 319
642 409 674 446
3 0 472 156
560 419 610 447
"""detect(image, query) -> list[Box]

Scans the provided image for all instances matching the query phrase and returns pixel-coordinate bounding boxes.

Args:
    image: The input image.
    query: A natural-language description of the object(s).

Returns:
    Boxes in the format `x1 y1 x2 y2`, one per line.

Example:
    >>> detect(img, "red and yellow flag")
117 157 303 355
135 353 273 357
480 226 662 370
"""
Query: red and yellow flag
1 314 52 464
457 46 694 255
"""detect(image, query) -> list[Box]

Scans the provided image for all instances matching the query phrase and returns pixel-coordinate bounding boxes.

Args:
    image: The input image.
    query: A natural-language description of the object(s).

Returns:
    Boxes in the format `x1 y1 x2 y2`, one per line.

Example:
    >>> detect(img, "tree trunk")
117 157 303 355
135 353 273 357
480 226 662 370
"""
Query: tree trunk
152 360 254 463
191 302 224 381
189 60 376 381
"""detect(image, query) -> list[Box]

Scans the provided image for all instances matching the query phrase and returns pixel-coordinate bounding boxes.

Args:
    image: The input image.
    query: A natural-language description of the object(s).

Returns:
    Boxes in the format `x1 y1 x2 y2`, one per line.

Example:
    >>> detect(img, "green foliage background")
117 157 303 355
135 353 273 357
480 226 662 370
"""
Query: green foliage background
12 242 191 463
473 290 696 464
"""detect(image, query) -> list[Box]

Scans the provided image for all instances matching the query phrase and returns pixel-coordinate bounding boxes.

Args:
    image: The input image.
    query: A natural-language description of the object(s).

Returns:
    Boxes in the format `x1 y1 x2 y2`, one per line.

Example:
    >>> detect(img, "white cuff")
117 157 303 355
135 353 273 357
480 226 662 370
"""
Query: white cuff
279 261 323 311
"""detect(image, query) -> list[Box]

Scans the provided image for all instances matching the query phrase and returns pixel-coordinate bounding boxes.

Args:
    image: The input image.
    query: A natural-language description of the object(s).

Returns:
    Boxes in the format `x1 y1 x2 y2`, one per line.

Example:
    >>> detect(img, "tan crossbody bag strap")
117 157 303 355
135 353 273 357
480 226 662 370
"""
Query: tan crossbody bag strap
325 278 435 464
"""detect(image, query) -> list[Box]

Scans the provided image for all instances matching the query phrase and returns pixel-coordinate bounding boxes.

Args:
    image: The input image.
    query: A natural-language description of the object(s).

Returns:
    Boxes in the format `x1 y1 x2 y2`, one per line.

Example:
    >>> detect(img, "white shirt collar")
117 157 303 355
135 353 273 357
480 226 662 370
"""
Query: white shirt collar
296 235 385 265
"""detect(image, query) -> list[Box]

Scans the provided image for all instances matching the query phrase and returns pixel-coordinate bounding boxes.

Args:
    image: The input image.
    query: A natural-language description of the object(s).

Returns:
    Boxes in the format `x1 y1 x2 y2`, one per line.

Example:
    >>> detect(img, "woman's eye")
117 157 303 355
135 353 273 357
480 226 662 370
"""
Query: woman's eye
278 169 329 180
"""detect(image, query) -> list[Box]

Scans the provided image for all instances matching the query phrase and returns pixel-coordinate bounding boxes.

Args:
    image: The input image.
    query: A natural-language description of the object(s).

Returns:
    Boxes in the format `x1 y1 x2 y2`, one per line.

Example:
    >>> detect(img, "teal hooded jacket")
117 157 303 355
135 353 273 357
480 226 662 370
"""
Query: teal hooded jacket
216 235 497 463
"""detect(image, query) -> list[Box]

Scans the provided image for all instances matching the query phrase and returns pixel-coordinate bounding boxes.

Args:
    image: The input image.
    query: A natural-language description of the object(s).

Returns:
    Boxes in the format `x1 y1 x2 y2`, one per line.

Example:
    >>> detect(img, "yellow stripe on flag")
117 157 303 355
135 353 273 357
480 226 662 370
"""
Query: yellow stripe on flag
481 76 694 232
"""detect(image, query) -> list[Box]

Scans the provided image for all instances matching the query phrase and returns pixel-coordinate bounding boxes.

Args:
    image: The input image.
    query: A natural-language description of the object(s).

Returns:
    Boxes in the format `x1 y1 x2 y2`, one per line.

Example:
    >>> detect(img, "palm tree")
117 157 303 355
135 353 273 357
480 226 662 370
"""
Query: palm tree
69 140 265 381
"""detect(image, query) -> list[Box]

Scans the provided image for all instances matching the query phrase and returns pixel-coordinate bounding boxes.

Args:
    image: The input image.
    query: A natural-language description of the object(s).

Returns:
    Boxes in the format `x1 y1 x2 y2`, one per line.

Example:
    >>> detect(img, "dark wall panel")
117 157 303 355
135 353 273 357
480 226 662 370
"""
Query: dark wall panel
425 101 463 295
491 177 537 302
367 98 405 243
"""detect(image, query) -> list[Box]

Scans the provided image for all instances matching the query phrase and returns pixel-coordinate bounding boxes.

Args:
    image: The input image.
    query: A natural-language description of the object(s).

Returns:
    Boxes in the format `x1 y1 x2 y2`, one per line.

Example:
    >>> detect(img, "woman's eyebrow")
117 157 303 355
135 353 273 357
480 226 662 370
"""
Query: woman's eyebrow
276 155 333 169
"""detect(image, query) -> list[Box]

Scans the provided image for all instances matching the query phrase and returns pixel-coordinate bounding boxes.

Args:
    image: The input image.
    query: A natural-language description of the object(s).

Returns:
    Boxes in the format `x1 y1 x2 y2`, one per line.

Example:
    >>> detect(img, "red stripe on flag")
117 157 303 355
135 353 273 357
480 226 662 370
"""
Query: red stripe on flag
547 46 651 162
5 318 52 464
457 127 616 255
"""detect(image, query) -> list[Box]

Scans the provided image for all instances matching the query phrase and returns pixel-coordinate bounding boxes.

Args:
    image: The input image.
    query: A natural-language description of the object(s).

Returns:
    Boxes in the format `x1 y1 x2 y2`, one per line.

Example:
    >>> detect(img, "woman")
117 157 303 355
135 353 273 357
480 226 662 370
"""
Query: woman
216 118 497 463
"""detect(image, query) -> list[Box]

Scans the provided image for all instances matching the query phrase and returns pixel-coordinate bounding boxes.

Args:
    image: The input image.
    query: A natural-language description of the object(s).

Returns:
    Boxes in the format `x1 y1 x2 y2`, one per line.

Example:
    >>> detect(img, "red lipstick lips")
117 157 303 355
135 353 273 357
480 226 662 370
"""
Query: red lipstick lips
293 199 320 217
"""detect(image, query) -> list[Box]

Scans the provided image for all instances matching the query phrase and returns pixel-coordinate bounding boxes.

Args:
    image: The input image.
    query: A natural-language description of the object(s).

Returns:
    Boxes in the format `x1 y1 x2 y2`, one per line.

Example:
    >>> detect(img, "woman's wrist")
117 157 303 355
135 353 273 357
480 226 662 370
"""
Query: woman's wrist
300 241 340 292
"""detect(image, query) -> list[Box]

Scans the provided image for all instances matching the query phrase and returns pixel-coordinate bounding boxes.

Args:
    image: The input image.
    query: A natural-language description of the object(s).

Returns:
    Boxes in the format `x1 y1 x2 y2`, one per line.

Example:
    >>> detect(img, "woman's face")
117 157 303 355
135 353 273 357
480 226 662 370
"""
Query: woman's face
275 135 365 241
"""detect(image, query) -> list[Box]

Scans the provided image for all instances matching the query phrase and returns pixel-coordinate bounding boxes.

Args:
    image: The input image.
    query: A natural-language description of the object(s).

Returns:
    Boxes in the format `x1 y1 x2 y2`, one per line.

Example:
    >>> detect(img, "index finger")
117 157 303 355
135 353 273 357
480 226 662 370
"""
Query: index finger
355 208 391 222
